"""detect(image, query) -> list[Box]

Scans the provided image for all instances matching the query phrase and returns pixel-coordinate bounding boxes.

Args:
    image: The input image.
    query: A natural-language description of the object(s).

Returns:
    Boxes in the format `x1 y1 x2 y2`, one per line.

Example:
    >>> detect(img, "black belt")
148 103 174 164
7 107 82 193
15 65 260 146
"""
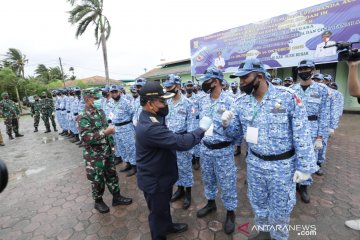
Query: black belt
176 131 187 134
56 108 60 110
67 111 70 113
203 141 232 150
73 113 78 116
61 109 66 111
108 119 112 124
114 120 132 126
250 148 295 161
308 115 318 121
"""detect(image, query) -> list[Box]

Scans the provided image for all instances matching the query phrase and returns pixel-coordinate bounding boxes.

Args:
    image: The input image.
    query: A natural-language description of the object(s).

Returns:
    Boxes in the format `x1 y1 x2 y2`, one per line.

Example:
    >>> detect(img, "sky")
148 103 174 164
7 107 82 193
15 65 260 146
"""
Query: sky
0 0 331 80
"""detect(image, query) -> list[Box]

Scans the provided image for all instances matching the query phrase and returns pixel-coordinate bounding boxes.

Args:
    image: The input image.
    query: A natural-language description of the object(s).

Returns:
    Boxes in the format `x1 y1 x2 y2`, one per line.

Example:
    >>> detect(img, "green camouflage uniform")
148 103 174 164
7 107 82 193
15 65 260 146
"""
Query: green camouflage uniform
78 107 120 200
0 97 20 136
40 97 55 130
31 99 42 128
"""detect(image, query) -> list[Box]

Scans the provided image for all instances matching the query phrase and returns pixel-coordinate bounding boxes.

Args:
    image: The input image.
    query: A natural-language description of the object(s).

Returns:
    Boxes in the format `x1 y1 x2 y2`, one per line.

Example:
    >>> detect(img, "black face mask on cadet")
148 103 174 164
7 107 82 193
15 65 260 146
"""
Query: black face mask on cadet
202 80 215 94
112 95 120 101
298 71 312 81
240 76 260 95
231 88 238 94
284 83 292 87
156 105 169 117
186 89 193 94
167 87 178 95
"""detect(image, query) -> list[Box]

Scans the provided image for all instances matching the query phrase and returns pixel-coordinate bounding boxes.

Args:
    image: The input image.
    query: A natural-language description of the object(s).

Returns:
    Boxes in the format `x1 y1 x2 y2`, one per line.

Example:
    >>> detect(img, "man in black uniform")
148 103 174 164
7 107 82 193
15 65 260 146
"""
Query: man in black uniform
135 81 213 240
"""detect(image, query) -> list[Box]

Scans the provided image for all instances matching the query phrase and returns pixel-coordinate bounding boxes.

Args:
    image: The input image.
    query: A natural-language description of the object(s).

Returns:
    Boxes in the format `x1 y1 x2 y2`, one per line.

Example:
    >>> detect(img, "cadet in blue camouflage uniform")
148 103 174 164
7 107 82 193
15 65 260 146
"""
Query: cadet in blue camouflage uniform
163 75 195 209
0 92 24 139
68 87 81 143
78 89 132 213
196 67 237 234
271 77 283 86
292 59 328 203
56 90 66 135
31 94 42 132
132 78 146 127
184 80 201 170
223 59 318 240
59 89 69 136
229 81 242 156
110 85 137 177
283 77 294 88
66 88 76 138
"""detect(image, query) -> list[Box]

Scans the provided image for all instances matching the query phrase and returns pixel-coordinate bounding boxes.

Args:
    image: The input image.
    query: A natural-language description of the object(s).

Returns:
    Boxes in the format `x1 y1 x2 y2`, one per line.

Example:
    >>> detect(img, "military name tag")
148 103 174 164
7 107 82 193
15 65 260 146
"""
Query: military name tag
270 108 286 113
310 93 320 98
246 127 258 144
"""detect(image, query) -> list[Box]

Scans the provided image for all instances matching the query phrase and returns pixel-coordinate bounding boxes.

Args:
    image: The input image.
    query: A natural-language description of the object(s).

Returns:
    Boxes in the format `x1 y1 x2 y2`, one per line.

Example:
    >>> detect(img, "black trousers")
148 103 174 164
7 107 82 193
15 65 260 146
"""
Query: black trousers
144 188 173 240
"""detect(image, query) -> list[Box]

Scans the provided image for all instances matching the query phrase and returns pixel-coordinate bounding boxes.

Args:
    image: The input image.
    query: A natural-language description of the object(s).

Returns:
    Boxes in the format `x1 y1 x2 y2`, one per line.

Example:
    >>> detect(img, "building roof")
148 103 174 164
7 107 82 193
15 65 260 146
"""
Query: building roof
65 76 120 87
139 58 191 79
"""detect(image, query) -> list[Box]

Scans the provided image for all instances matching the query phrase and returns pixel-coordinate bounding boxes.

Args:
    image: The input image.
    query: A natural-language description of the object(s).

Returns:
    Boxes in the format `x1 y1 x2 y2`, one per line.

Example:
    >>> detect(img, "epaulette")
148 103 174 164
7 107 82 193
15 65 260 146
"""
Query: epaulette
149 116 159 123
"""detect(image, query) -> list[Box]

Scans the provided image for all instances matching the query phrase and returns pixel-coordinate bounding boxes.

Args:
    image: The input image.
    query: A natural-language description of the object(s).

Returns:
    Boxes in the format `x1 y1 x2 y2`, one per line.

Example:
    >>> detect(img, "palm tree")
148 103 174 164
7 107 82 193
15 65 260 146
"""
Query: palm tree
3 48 28 112
68 0 111 84
35 64 50 83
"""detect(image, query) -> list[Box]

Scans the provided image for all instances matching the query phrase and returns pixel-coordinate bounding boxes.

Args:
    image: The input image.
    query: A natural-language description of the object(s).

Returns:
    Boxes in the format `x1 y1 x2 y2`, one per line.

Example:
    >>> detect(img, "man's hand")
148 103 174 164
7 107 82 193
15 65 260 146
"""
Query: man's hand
293 170 311 183
199 116 213 131
314 138 323 150
221 111 234 127
328 128 335 137
104 126 115 135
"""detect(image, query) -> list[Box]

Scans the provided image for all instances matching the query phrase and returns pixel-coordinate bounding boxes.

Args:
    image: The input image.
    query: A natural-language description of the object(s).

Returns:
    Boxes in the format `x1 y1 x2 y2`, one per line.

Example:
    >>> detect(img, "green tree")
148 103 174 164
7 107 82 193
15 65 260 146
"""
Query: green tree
35 64 50 83
2 48 28 112
68 0 111 84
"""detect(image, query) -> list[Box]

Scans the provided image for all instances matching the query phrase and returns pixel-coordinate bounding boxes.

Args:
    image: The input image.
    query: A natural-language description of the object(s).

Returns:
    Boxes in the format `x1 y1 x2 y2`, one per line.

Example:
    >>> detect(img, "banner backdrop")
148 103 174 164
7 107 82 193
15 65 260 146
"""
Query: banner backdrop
190 0 360 75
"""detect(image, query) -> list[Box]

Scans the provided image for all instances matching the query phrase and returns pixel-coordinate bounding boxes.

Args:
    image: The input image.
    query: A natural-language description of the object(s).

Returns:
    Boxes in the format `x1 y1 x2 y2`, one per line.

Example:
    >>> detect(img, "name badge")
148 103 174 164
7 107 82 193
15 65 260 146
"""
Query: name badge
246 127 258 144
108 112 115 120
205 124 214 136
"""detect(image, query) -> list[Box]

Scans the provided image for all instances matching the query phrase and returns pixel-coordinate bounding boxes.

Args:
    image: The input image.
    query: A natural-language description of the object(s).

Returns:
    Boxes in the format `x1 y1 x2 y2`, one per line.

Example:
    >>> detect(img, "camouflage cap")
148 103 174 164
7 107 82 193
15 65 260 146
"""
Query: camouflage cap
82 88 101 98
1 92 9 97
33 94 39 98
41 91 47 95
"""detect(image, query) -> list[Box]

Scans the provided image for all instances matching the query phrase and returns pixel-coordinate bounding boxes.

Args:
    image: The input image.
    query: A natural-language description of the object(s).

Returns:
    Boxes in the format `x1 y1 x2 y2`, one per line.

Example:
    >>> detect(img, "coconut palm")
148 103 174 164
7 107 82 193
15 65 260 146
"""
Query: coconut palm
68 0 111 84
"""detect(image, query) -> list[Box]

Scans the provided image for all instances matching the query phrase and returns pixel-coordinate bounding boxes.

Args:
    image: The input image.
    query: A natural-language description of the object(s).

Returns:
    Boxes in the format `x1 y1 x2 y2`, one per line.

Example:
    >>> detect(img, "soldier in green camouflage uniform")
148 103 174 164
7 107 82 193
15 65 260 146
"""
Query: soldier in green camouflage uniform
48 93 57 132
31 95 42 132
78 89 133 213
0 92 24 139
40 92 57 133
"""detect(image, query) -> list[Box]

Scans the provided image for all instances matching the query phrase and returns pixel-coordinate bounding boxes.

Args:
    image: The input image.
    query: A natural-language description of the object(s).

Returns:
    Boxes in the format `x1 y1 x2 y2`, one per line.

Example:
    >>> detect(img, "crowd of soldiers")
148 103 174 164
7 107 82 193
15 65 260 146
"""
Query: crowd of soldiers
0 57 345 240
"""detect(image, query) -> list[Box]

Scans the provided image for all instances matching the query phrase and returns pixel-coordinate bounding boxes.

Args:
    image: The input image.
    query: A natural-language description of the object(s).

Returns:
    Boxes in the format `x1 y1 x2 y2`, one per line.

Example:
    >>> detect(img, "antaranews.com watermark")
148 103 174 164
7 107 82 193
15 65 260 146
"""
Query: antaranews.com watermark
238 222 317 237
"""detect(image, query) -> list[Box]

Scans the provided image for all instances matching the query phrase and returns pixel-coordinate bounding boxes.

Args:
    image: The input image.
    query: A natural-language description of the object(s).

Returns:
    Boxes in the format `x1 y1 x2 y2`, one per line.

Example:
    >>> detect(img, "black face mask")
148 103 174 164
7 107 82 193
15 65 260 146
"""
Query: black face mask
35 99 39 101
298 71 312 81
102 92 108 97
156 105 169 117
133 94 138 99
284 83 292 87
112 95 120 101
167 88 178 95
193 89 198 94
41 96 46 99
231 87 238 94
240 76 260 95
186 89 193 94
202 80 215 94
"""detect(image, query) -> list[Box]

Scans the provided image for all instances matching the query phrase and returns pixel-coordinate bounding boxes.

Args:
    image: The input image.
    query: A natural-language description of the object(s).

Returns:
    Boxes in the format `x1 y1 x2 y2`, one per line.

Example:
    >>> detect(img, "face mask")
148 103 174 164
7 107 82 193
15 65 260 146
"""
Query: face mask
35 99 39 101
202 80 215 94
231 88 238 94
284 83 292 87
186 89 193 94
93 99 101 109
132 94 138 99
298 72 312 81
156 105 169 117
240 76 259 95
102 92 108 98
41 96 46 99
112 95 120 101
167 87 178 95
193 89 198 94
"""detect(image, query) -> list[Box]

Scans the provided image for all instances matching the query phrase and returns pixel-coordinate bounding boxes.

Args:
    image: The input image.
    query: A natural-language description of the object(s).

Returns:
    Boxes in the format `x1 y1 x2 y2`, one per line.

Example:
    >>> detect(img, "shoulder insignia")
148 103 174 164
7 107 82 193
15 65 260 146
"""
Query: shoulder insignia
294 94 303 107
149 116 159 123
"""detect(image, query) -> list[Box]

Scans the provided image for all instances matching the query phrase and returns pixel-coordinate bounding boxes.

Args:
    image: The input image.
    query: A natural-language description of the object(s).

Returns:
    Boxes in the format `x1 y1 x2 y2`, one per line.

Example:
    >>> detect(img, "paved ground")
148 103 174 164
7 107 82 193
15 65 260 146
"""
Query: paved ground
0 114 359 240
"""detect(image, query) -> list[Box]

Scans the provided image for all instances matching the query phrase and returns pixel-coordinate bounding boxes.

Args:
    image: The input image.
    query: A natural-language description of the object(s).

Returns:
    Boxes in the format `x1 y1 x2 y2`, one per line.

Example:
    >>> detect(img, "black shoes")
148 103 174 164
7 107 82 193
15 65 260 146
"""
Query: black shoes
234 145 241 156
8 135 14 140
166 223 188 235
126 165 137 177
53 127 58 132
197 200 217 218
171 186 184 202
183 187 191 209
193 157 200 170
94 198 109 213
315 163 324 176
248 231 272 240
15 133 24 137
298 185 310 203
114 156 123 165
120 162 132 172
70 134 80 143
112 192 133 206
224 210 235 234
34 127 38 132
44 128 51 133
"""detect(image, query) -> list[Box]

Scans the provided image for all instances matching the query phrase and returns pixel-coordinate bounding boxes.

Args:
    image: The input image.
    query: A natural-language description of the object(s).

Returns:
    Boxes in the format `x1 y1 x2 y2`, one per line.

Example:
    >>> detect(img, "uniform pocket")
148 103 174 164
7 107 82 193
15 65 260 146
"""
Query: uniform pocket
268 114 289 139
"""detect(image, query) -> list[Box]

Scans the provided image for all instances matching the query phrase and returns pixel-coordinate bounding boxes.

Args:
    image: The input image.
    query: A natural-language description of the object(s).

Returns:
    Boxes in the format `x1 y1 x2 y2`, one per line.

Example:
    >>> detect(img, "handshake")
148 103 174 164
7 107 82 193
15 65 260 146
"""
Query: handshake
198 110 235 132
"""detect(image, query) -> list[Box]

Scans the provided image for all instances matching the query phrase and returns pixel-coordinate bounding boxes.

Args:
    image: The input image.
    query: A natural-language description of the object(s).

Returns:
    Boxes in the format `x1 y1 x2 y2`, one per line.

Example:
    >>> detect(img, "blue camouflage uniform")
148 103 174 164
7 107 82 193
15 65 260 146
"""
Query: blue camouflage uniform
55 93 64 130
60 93 69 131
166 94 195 187
225 82 318 240
292 81 328 184
110 88 136 166
70 95 80 135
67 94 75 133
197 81 237 211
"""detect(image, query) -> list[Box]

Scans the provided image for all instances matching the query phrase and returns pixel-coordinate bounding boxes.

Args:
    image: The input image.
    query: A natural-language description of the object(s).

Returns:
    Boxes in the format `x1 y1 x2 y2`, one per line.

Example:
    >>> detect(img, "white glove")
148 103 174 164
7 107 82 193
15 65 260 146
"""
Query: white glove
293 170 311 183
199 116 213 131
221 111 234 127
314 138 323 150
328 128 335 137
